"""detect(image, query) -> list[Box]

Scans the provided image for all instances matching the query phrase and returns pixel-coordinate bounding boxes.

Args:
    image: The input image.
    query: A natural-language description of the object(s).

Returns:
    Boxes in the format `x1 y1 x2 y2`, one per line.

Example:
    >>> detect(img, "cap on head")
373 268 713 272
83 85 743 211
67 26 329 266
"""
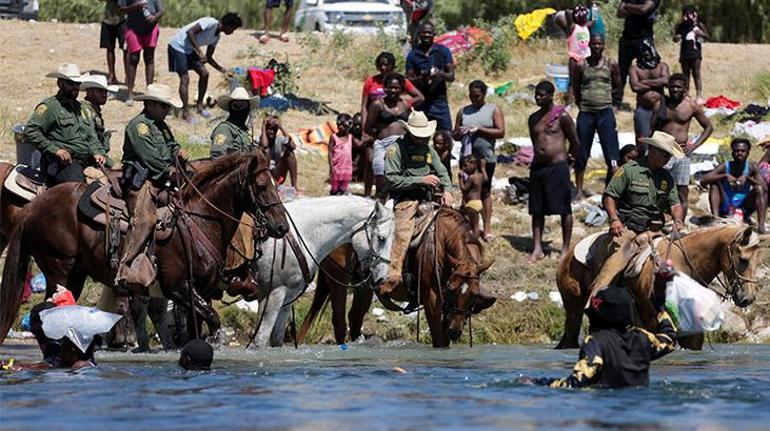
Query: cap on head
179 339 214 371
586 287 634 330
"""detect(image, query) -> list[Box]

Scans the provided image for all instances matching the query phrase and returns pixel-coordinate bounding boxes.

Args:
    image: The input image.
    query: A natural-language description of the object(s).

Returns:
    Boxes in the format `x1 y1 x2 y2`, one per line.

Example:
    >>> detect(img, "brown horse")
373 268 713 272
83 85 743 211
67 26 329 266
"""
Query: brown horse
0 161 30 254
556 224 768 350
0 153 289 343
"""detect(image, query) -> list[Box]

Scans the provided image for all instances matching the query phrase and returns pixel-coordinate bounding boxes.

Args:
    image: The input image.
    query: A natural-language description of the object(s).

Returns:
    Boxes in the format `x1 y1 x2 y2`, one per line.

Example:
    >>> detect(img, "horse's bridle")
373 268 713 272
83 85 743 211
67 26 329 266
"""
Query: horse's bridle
442 270 479 318
675 234 757 300
353 208 392 284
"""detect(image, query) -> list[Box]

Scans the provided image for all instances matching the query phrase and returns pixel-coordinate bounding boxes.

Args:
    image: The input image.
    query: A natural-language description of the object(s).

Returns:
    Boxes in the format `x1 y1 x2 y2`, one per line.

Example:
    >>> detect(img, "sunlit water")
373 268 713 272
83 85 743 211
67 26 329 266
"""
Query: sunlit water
1 341 769 430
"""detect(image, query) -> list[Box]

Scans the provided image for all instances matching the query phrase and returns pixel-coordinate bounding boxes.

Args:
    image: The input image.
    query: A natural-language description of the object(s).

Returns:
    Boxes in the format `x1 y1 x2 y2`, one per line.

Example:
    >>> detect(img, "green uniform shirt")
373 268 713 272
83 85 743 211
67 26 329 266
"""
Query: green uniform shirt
210 121 255 159
604 158 680 230
384 136 451 193
122 112 179 181
24 94 103 161
82 100 114 167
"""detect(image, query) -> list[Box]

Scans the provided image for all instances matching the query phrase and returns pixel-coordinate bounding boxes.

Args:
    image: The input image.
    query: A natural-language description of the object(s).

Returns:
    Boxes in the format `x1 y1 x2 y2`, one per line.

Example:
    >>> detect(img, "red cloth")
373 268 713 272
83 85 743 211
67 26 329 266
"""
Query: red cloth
248 68 276 97
704 95 741 109
361 75 418 106
52 289 76 307
434 27 492 56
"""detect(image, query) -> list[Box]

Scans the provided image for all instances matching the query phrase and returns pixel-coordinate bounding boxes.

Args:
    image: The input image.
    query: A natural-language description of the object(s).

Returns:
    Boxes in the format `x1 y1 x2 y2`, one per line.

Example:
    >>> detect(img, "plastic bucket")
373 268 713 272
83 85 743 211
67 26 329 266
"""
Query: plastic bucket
546 64 570 93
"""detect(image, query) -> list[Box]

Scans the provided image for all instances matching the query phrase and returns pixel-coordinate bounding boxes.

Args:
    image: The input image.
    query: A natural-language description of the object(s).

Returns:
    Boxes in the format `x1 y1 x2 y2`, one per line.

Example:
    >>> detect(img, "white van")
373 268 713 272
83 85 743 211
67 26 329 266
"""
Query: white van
293 0 406 36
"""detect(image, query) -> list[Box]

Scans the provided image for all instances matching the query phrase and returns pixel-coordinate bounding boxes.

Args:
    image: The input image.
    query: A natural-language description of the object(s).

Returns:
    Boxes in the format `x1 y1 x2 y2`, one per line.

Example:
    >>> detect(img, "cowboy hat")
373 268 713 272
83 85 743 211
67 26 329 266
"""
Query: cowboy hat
758 136 770 148
45 63 83 82
401 110 436 138
640 131 685 158
79 73 119 93
216 86 259 111
135 84 183 109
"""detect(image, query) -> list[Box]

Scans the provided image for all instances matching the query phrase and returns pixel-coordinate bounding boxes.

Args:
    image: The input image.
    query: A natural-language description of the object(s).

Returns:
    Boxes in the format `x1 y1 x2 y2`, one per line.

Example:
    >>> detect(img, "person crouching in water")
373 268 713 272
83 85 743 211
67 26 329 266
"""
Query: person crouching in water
523 287 676 388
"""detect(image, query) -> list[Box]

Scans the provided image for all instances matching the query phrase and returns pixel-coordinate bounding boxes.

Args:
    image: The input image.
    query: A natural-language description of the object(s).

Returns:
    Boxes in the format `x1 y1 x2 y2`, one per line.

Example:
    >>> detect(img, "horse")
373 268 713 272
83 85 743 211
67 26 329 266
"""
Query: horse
0 161 25 254
556 224 769 350
0 153 289 344
249 196 394 348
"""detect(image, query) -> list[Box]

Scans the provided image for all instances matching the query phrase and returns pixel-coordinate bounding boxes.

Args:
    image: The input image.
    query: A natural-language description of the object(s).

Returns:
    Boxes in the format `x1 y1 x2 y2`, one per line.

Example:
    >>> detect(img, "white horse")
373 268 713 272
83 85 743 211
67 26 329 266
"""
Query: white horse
250 196 393 347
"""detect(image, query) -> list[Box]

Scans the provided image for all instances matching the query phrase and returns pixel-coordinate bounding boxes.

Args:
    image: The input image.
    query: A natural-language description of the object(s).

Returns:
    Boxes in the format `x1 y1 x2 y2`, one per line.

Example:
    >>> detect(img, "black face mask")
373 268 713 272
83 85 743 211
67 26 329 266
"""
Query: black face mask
637 38 661 70
228 108 250 127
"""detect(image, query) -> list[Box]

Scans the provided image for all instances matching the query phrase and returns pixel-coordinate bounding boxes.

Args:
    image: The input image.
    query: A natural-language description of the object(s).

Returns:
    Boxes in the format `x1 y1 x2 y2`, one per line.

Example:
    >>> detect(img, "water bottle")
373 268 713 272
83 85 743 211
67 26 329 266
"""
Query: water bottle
142 2 152 19
591 2 599 20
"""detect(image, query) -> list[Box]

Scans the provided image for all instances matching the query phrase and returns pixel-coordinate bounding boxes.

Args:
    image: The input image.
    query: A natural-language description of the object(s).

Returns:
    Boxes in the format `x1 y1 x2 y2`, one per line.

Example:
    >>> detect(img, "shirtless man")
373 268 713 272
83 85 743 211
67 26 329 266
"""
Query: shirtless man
527 81 580 262
629 38 669 147
653 73 714 217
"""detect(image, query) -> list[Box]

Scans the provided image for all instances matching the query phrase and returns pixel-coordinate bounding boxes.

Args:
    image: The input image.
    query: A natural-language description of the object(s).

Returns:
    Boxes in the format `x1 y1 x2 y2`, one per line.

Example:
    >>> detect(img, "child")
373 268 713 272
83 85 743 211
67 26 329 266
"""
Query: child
458 155 486 237
432 130 453 183
619 144 639 166
522 286 677 388
328 113 354 195
674 5 709 104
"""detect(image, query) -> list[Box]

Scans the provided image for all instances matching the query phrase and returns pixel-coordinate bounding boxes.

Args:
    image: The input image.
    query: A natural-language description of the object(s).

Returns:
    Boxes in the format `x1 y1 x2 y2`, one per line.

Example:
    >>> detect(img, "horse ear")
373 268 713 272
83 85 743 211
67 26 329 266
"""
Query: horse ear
737 226 753 246
478 256 495 273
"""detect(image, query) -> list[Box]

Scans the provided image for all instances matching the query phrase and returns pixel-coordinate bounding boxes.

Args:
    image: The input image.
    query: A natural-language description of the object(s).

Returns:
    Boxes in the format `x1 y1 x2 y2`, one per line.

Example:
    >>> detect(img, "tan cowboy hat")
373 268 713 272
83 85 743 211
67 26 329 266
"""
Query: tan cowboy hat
135 84 183 109
401 110 436 139
758 135 770 148
216 86 259 111
640 131 685 158
46 63 83 82
79 73 119 93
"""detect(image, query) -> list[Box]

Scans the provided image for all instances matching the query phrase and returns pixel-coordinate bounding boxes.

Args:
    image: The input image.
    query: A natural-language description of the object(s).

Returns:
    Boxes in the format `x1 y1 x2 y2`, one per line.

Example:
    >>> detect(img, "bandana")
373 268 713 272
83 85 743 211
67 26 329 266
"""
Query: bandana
637 38 661 70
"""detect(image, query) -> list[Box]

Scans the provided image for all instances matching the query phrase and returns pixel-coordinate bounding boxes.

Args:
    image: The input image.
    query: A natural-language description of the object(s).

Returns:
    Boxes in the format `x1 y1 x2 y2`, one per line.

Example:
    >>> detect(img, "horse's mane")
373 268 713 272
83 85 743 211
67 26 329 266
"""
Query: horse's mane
438 207 483 254
181 153 262 201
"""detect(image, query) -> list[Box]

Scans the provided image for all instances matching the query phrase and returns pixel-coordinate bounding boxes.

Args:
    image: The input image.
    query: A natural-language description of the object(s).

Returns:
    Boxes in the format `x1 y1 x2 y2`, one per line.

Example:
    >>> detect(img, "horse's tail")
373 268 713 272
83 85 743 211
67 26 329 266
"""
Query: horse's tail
0 224 30 344
296 264 332 344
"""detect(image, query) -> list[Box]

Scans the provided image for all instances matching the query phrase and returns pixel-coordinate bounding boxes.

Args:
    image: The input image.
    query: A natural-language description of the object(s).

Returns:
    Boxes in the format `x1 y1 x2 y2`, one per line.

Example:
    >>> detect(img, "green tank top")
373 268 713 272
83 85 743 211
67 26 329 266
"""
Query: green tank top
579 58 613 112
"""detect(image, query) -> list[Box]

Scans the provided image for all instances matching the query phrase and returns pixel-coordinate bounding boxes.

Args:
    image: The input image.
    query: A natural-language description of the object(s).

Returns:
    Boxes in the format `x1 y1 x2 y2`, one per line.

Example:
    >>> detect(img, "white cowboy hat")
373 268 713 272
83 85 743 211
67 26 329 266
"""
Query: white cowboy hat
46 63 83 82
640 131 685 158
401 110 436 139
79 73 119 93
135 84 183 109
757 136 770 148
216 86 259 111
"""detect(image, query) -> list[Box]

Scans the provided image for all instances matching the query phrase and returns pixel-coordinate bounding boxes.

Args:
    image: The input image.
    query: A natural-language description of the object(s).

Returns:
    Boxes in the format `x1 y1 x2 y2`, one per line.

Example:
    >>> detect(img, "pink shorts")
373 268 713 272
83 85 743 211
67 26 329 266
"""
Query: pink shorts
124 25 159 54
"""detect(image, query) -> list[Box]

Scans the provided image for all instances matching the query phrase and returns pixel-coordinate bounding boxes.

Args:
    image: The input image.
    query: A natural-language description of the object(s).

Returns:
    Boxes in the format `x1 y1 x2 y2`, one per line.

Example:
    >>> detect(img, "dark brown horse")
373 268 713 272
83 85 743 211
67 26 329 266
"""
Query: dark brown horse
556 224 768 350
0 153 289 343
0 161 30 254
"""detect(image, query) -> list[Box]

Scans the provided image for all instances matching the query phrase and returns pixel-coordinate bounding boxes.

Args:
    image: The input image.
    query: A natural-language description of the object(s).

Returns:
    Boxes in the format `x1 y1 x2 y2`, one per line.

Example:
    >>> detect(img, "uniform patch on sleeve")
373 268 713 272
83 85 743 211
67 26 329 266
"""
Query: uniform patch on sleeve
659 180 669 192
34 104 48 117
215 134 227 145
136 122 150 136
386 146 397 158
426 153 432 164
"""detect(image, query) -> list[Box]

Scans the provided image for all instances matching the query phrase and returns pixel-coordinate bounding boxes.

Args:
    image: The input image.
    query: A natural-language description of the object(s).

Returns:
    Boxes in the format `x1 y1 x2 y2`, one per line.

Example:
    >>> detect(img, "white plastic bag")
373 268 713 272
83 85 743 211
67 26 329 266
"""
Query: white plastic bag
40 305 122 353
665 274 724 335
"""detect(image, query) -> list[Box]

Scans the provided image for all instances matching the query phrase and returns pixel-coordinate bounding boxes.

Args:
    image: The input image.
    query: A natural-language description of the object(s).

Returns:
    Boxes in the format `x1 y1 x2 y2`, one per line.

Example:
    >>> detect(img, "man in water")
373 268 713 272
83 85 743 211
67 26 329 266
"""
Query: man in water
379 110 452 295
522 286 676 388
701 138 767 233
629 38 669 146
179 339 214 371
526 81 580 262
653 73 714 218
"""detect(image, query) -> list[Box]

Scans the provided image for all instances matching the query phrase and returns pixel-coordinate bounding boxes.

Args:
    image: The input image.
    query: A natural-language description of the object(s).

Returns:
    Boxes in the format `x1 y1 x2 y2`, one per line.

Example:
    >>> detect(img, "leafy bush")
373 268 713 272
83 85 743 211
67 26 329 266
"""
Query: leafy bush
751 71 770 102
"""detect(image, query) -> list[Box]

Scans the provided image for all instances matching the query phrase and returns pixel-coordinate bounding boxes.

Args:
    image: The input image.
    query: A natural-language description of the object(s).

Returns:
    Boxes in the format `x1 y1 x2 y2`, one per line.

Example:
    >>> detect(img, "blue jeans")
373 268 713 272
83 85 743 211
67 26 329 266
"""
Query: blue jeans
576 108 619 183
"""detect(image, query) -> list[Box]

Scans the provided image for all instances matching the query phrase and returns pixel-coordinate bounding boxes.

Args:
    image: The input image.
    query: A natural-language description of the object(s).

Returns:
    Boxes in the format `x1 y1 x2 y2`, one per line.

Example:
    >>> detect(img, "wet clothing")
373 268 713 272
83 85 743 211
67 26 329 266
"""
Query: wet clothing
541 310 676 388
604 158 679 233
461 103 497 164
82 100 114 167
210 120 254 159
122 112 179 183
529 161 573 216
24 94 103 185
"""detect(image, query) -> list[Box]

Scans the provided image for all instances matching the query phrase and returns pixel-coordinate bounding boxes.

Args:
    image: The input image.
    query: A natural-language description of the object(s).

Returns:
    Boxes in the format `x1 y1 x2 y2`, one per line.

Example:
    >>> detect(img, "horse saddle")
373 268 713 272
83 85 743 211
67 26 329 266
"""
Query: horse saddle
574 231 666 278
77 182 174 241
409 202 440 249
3 165 45 201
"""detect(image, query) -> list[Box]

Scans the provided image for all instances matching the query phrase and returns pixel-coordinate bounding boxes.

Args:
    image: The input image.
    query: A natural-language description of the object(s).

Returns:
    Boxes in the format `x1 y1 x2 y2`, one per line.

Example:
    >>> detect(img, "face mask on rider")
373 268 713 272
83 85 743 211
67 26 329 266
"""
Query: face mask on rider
228 107 250 126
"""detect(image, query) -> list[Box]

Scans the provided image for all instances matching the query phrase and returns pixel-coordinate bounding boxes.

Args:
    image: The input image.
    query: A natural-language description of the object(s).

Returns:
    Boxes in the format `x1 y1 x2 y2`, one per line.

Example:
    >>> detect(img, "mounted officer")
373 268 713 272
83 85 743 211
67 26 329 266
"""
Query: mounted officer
80 74 119 168
24 64 106 185
378 110 453 295
115 84 186 290
591 131 685 295
210 86 259 159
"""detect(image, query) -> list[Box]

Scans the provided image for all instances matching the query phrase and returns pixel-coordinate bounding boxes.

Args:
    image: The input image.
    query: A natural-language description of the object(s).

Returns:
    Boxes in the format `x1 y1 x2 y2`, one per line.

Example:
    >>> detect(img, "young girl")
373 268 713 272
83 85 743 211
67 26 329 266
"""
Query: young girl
674 5 709 104
432 130 453 183
458 155 487 237
328 113 354 195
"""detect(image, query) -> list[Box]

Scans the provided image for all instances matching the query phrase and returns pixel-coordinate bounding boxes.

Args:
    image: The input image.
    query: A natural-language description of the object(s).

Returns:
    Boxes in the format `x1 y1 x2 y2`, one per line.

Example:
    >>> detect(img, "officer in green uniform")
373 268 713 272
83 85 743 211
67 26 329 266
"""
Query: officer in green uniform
81 74 119 167
210 87 259 159
590 131 685 294
115 84 186 289
23 64 106 185
379 111 453 295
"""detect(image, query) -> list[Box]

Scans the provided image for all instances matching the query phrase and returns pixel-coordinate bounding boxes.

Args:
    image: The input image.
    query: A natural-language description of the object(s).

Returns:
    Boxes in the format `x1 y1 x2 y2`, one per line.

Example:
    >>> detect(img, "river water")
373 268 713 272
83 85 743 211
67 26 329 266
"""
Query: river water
1 341 769 430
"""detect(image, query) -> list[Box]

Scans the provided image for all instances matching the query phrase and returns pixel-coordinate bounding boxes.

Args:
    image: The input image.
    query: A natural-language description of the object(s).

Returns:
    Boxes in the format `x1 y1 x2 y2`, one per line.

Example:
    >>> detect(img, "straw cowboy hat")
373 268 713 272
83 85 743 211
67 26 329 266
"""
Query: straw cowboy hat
758 136 770 148
45 63 83 82
79 73 119 93
401 110 436 138
216 86 259 111
135 84 183 109
640 131 685 158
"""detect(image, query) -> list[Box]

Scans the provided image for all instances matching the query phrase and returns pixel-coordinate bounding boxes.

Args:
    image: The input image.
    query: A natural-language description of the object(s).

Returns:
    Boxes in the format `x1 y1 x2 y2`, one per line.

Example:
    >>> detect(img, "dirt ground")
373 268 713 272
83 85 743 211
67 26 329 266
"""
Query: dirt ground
1 20 768 344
